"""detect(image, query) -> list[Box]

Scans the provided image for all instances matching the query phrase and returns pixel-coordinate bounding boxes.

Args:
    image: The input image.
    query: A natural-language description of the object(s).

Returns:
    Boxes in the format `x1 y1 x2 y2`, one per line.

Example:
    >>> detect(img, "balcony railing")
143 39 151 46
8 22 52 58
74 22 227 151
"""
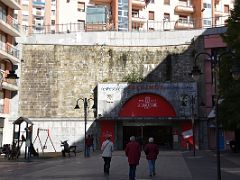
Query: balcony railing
1 0 21 10
175 19 194 29
0 42 19 59
21 15 229 34
215 10 223 17
175 5 194 14
0 70 18 91
132 16 146 23
33 1 45 7
0 14 20 32
132 0 146 9
90 0 112 4
6 15 19 31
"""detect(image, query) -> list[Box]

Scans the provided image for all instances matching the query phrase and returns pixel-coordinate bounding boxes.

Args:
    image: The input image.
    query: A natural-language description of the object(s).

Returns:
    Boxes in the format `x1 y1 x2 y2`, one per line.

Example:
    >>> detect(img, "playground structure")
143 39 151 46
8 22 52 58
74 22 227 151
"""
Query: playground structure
3 117 56 159
11 117 33 159
33 128 56 153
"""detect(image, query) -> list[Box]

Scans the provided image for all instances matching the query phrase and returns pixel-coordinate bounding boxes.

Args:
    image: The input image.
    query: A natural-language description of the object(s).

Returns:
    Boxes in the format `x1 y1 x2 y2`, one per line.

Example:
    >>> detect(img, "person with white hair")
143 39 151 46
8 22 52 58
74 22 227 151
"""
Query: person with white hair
144 137 159 177
125 136 141 180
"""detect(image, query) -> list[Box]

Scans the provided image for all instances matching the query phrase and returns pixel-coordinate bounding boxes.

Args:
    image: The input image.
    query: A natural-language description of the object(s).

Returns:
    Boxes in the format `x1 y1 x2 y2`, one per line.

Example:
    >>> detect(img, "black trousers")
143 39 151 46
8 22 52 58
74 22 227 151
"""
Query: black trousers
103 157 112 174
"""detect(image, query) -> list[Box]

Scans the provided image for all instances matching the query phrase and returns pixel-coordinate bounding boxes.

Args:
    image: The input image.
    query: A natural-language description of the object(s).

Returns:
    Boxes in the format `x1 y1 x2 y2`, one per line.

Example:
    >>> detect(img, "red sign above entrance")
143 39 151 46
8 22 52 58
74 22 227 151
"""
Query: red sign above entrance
119 93 176 117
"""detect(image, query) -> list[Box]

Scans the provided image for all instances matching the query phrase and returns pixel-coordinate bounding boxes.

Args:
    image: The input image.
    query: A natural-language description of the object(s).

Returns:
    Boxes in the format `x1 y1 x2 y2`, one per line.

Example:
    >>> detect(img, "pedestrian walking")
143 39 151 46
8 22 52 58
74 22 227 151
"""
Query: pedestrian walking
125 136 141 180
85 135 92 157
101 134 114 176
144 137 159 177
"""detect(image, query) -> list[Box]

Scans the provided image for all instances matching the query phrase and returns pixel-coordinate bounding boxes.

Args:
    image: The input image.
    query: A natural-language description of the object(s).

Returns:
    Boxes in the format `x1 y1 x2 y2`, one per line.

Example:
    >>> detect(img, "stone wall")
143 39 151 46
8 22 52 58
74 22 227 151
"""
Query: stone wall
20 42 203 118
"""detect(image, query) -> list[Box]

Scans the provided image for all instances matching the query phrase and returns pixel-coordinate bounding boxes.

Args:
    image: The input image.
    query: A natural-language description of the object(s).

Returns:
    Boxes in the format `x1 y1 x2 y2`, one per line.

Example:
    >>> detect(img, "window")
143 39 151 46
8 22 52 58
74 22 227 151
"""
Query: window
51 20 55 25
164 0 170 5
149 11 154 20
164 13 170 21
22 15 28 21
0 4 7 22
224 5 229 13
203 20 211 25
203 3 211 8
78 2 85 12
51 10 55 16
132 9 139 18
77 20 85 31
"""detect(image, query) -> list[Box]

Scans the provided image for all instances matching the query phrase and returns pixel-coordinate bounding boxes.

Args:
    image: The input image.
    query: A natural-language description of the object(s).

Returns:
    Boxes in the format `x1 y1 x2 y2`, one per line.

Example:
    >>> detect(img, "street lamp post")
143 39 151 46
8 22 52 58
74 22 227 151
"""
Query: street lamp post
189 51 240 180
180 94 196 156
191 95 196 157
74 97 94 157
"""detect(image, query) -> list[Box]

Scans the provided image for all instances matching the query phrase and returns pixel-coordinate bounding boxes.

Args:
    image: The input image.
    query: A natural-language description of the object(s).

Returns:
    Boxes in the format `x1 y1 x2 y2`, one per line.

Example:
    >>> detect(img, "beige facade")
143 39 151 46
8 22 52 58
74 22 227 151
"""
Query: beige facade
16 0 234 34
0 0 21 146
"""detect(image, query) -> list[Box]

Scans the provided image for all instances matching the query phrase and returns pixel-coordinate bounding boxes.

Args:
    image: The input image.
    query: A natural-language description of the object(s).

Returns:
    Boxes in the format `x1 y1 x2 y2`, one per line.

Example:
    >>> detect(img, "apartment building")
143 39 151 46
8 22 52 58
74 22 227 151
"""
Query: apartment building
0 0 21 147
16 0 234 34
17 0 58 34
85 0 234 31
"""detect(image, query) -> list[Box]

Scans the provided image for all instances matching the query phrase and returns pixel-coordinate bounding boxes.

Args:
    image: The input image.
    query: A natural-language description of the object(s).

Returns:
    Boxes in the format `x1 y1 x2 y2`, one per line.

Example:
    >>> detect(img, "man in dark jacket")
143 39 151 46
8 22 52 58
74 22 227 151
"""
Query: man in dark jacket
125 136 141 180
144 137 159 177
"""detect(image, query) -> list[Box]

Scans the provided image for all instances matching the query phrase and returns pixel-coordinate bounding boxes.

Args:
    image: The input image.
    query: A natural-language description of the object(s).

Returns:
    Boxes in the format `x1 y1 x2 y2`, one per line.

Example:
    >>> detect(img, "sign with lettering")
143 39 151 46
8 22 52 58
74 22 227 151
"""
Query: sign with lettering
97 82 197 119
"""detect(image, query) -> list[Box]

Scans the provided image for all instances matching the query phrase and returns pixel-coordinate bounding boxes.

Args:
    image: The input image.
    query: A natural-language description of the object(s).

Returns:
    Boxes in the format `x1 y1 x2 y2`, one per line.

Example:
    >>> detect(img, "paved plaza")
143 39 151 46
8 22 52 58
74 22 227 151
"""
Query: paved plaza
0 150 240 180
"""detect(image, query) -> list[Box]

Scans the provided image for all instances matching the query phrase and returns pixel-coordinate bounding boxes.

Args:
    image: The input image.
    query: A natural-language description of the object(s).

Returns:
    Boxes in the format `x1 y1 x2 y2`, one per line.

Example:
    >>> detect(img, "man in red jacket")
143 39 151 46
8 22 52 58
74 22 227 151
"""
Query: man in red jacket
125 136 141 180
144 137 159 177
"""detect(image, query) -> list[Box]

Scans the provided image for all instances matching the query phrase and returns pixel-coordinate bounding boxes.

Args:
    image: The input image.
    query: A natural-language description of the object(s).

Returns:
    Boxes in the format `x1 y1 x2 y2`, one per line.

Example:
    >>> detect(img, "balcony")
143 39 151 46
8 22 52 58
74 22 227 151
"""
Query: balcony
2 80 18 91
132 0 145 10
175 19 194 29
90 0 112 4
0 71 18 91
0 15 21 37
33 9 45 17
132 16 146 24
175 5 194 14
215 10 223 17
1 0 21 10
0 42 20 64
34 19 44 26
33 1 45 7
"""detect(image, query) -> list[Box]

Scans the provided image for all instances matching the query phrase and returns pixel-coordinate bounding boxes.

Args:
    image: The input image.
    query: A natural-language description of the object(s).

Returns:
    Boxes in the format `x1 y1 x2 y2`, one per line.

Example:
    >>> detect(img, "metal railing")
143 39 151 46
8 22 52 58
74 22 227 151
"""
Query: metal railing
21 15 229 35
0 42 19 59
0 13 20 32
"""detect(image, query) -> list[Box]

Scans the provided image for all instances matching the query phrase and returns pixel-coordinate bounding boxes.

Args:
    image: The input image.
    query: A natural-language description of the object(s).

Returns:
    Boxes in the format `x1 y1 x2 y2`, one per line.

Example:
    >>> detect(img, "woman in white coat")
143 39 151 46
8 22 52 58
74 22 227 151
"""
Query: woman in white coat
101 135 114 176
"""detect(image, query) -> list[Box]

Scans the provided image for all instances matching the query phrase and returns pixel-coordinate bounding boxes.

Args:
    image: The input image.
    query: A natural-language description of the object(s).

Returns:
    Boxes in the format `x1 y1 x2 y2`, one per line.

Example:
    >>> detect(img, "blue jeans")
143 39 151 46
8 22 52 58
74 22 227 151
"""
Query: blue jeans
129 165 137 180
148 159 156 176
85 147 90 157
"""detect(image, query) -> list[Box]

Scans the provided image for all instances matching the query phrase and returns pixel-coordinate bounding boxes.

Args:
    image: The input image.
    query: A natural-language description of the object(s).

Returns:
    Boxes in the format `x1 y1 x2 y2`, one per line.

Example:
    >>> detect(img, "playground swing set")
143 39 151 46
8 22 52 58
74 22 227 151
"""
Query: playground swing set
33 128 56 154
2 117 56 160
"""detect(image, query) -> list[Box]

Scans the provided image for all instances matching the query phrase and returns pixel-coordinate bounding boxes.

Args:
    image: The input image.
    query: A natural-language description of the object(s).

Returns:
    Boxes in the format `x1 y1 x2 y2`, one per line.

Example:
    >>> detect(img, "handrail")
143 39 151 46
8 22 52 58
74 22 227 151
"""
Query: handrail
0 42 19 59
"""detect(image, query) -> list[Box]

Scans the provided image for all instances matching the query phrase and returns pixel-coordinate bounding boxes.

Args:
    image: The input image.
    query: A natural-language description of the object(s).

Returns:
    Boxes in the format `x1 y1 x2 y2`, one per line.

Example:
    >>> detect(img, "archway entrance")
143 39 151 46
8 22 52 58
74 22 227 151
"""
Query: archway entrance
119 93 176 150
123 125 173 150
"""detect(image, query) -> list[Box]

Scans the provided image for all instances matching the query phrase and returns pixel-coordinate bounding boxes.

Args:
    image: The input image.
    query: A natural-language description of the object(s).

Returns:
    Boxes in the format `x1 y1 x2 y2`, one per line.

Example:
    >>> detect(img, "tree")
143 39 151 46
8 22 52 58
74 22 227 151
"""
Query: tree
219 0 240 130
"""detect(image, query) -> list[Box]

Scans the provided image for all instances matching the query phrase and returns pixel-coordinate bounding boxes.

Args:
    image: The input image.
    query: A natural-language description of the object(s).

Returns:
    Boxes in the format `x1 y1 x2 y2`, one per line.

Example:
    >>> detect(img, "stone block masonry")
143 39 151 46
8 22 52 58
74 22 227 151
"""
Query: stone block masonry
20 43 203 119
